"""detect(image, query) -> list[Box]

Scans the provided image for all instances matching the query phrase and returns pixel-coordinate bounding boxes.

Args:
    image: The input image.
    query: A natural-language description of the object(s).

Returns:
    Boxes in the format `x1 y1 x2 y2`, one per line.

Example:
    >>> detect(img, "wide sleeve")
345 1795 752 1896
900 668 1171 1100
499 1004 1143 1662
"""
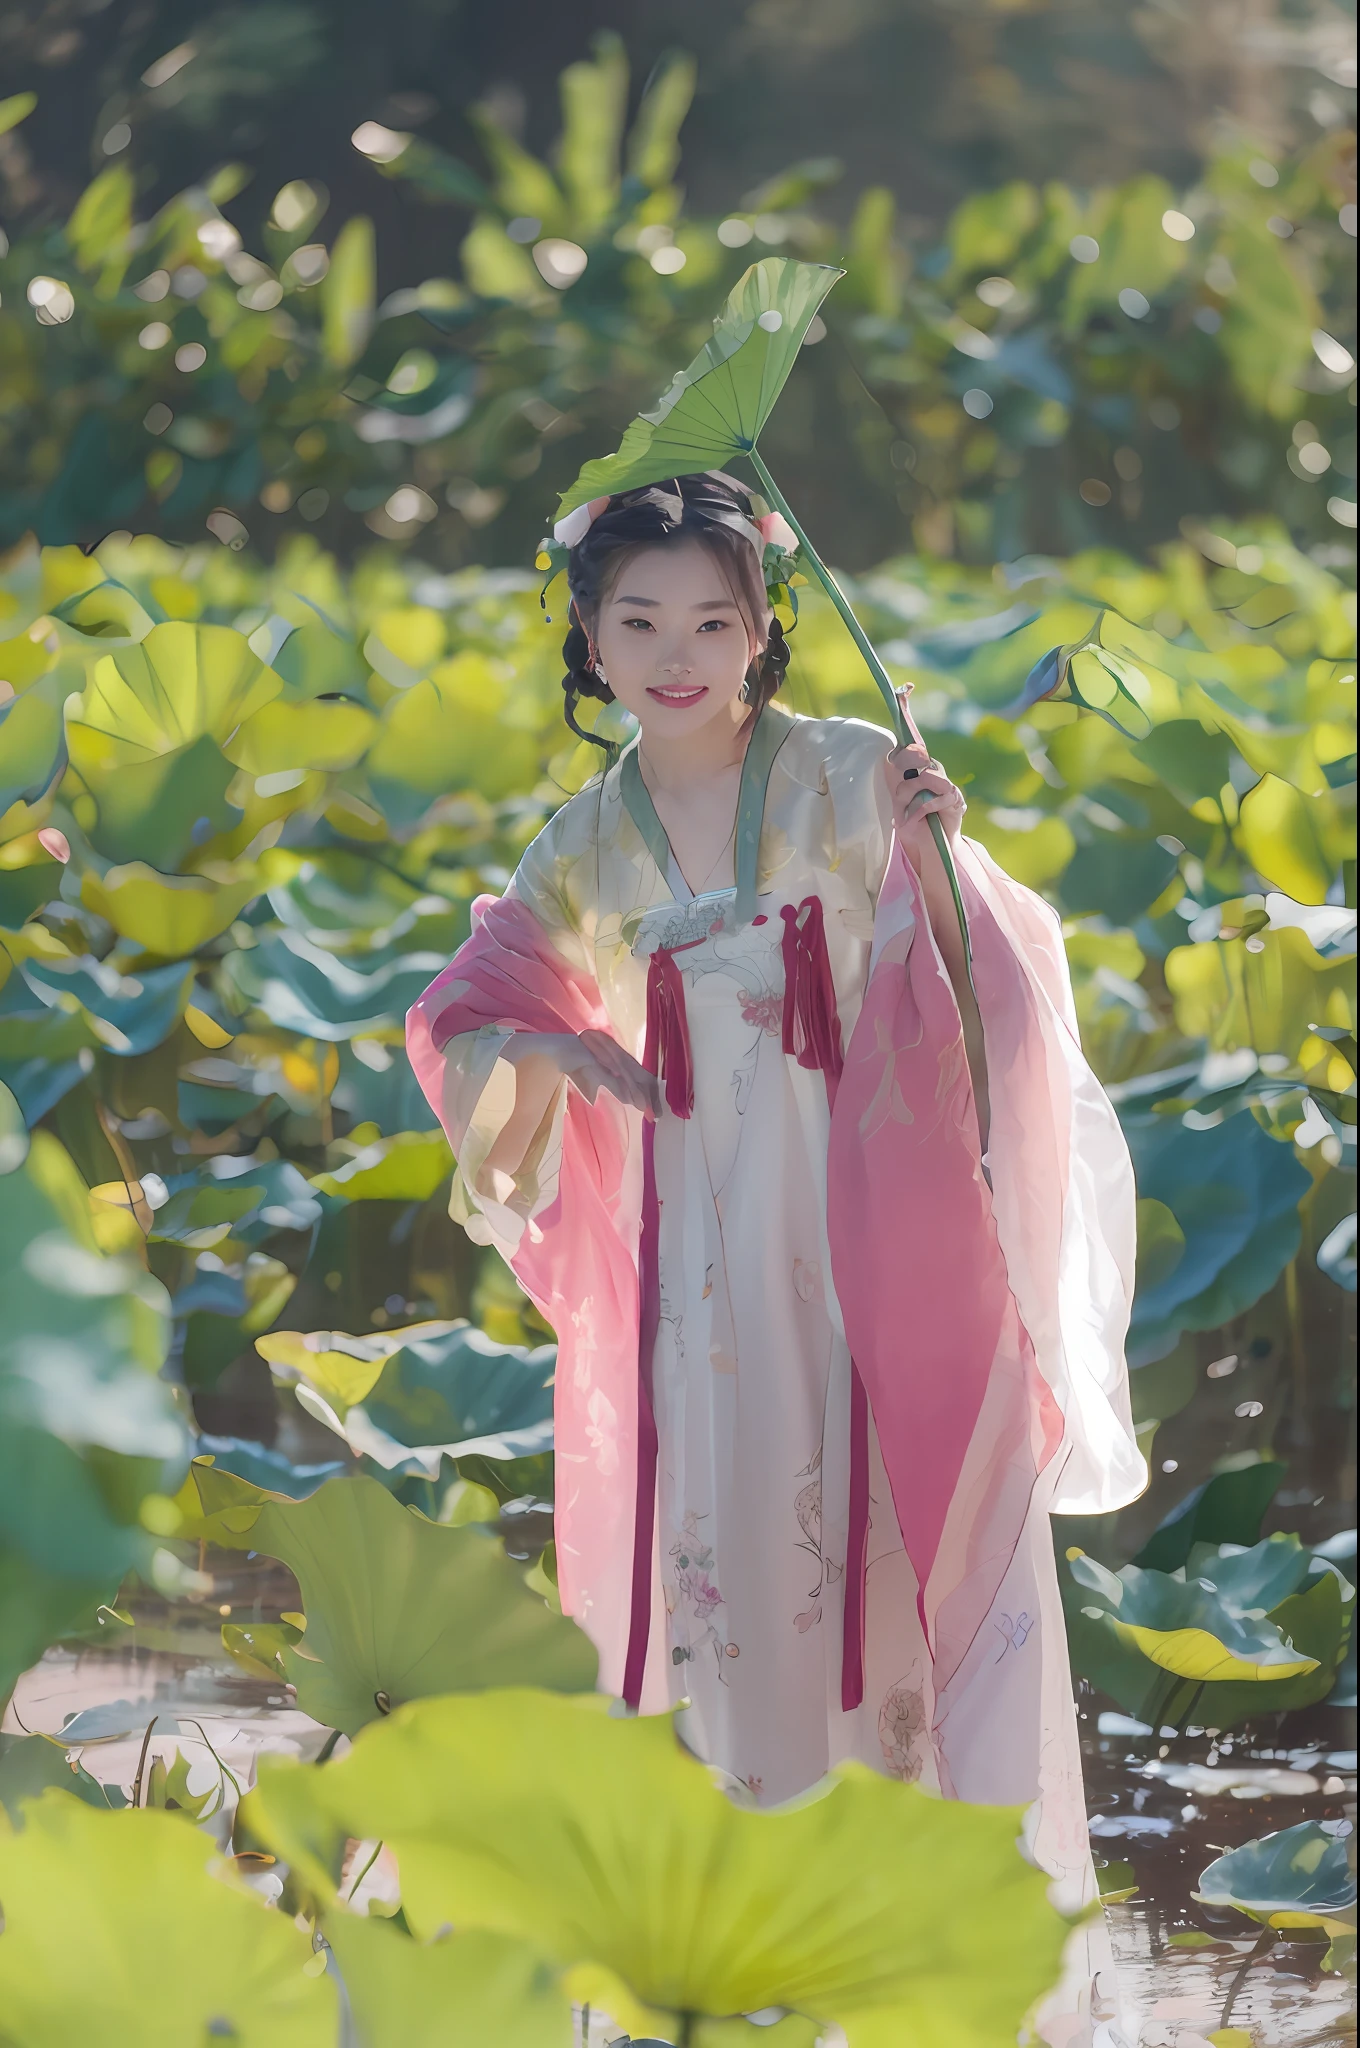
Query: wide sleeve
955 838 1146 1516
407 821 607 1262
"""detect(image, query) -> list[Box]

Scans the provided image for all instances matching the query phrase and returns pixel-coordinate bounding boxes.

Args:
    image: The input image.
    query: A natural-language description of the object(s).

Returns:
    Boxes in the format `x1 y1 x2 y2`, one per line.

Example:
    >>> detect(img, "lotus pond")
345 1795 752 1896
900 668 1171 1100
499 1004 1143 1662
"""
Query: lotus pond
0 512 1353 2044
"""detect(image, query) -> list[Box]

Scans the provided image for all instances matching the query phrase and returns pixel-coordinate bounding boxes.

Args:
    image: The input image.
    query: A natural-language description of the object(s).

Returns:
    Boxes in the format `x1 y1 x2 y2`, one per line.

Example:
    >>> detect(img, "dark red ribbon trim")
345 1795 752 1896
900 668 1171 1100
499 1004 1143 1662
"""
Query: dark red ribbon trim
623 907 868 1714
780 896 844 1081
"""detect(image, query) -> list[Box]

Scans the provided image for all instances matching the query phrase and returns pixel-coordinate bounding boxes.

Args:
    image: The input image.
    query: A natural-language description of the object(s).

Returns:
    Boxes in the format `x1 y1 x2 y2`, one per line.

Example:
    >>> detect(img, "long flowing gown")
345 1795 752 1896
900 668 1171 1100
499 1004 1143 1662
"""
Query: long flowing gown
408 709 1147 2043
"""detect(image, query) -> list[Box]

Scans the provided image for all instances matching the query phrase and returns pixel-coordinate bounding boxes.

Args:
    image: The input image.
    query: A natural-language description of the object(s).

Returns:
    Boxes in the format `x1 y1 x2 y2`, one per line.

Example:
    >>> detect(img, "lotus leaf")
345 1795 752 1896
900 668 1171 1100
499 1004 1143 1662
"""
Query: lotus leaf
1068 1546 1319 1679
0 1792 336 2047
365 655 542 818
333 1038 441 1136
0 627 60 694
227 695 377 776
270 621 370 701
198 1152 323 1240
324 1912 572 2048
1132 721 1232 806
247 1689 1067 2048
1123 1113 1310 1359
257 1327 411 1412
0 1732 127 1822
263 1319 556 1467
0 1074 28 1171
1195 1821 1358 1934
1166 924 1356 1068
1235 774 1343 904
148 1167 267 1246
67 621 283 760
310 1128 453 1201
223 926 444 1039
1008 616 1166 740
0 1002 97 1124
77 733 242 869
194 1433 347 1498
0 1131 185 1688
1136 1461 1285 1573
1179 1533 1318 1614
19 954 191 1056
189 1466 597 1732
0 673 67 814
1059 833 1178 924
64 623 281 864
1317 1212 1357 1291
82 861 259 955
1193 1566 1354 1726
556 258 844 516
264 851 425 939
49 576 158 641
961 812 1075 890
0 831 67 929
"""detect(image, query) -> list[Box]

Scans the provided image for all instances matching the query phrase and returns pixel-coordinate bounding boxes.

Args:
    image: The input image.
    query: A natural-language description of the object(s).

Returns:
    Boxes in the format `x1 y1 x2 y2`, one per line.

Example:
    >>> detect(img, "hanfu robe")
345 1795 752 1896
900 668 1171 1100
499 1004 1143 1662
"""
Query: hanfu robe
408 707 1146 2033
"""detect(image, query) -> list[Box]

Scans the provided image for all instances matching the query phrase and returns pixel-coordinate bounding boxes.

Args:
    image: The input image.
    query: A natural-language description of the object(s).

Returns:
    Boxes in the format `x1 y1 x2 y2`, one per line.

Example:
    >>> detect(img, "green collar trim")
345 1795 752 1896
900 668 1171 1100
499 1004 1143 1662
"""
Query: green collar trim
618 703 796 925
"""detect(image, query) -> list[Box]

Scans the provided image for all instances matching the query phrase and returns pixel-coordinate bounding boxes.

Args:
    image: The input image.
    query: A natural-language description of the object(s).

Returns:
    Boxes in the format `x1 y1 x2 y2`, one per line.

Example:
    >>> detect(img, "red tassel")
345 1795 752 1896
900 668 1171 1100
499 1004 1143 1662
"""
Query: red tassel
644 947 693 1120
780 897 844 1083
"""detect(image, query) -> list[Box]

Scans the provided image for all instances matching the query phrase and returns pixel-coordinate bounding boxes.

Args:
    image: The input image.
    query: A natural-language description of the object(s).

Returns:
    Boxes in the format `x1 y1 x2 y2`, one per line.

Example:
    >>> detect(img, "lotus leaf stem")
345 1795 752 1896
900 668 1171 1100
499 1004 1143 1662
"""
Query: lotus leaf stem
747 449 973 982
1220 1923 1275 2028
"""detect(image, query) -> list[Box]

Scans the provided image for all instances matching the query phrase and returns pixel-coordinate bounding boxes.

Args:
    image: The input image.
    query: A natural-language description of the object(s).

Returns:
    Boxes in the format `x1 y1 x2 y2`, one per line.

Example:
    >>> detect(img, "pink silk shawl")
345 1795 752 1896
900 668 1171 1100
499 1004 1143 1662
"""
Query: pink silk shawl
406 834 1143 1718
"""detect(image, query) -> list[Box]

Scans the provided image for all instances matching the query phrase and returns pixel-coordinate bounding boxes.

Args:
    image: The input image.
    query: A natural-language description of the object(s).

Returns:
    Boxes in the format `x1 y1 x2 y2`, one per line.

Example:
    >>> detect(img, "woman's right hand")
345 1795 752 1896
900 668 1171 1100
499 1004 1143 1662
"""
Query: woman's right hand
500 1029 661 1119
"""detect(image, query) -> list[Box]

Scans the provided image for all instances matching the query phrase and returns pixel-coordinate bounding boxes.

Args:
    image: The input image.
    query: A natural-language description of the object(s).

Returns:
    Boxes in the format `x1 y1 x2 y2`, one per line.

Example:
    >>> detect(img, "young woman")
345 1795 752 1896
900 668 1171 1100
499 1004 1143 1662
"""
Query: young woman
408 473 1144 1998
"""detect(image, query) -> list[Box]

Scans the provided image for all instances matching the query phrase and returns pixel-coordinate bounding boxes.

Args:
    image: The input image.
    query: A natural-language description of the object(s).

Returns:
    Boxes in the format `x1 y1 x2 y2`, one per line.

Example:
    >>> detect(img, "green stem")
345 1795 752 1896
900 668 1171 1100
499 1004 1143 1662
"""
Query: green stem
345 1838 384 1902
1220 1924 1274 2029
748 448 973 978
313 1727 343 1766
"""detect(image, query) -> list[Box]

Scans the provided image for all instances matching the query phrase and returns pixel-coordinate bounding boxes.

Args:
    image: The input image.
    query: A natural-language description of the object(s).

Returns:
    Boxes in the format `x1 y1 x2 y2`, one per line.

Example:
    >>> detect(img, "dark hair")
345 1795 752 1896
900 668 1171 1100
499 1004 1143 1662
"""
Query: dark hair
559 474 790 751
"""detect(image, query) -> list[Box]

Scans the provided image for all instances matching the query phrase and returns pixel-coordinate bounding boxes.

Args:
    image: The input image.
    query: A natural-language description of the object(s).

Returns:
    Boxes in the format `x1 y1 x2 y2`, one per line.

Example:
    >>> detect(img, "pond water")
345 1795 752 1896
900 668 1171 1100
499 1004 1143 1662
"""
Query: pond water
5 1547 1355 2048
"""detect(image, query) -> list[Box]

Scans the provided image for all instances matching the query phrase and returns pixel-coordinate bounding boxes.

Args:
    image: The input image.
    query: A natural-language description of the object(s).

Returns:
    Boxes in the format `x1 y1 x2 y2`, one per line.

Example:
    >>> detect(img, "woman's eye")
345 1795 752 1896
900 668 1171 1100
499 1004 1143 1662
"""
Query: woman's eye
622 617 654 631
696 619 726 632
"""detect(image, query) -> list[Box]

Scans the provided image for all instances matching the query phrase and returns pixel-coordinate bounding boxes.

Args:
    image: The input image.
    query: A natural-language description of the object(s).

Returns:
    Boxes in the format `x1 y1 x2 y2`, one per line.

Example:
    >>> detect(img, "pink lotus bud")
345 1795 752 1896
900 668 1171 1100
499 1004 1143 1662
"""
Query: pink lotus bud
37 829 70 864
754 510 798 553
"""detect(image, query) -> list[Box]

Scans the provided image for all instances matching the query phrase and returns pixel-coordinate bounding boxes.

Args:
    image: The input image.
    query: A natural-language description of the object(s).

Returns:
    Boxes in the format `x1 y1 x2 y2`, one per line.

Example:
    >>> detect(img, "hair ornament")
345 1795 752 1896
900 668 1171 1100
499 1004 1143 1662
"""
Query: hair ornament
536 471 802 619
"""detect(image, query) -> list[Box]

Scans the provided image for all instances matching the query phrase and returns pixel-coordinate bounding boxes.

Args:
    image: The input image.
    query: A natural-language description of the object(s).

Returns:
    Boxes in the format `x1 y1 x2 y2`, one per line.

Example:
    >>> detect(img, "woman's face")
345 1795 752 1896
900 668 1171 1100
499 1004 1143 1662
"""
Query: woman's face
591 538 768 742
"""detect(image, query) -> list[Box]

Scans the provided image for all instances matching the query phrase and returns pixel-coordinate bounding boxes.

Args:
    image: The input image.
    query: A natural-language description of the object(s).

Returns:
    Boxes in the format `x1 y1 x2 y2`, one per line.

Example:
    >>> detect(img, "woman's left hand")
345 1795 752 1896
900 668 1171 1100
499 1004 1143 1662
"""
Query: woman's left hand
884 742 966 864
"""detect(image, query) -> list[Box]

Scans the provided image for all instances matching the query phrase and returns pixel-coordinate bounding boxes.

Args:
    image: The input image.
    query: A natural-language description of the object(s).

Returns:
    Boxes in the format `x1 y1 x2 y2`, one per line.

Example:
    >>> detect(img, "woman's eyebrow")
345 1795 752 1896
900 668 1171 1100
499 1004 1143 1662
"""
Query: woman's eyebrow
611 594 740 610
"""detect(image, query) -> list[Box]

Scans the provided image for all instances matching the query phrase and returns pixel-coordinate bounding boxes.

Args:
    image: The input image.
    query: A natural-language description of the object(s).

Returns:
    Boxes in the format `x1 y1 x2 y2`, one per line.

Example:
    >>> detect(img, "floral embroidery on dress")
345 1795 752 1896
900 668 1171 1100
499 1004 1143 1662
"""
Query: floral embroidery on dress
738 989 784 1035
791 1256 823 1305
878 1670 930 1782
669 1510 734 1676
792 1445 838 1632
994 1609 1034 1661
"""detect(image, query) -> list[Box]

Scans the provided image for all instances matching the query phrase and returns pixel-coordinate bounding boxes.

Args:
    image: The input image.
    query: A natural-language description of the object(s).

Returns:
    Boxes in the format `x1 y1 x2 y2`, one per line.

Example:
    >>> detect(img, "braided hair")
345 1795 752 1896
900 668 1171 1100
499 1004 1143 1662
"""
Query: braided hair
559 474 791 753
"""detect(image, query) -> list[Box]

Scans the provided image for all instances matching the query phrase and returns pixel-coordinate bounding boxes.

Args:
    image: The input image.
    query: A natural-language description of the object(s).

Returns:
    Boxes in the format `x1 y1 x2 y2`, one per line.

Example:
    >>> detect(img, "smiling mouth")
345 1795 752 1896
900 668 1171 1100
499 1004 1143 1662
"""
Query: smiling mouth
646 683 709 706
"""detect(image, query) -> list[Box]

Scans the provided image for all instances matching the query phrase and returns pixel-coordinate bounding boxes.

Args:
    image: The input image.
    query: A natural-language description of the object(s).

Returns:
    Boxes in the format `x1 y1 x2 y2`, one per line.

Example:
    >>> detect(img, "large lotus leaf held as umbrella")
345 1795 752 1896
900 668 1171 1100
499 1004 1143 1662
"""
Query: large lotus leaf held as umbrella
556 258 844 516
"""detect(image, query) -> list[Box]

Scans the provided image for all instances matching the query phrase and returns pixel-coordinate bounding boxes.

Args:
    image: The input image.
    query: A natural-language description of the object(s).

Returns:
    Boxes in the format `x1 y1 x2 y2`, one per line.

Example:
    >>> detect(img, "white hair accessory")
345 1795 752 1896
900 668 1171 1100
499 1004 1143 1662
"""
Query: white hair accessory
551 473 796 563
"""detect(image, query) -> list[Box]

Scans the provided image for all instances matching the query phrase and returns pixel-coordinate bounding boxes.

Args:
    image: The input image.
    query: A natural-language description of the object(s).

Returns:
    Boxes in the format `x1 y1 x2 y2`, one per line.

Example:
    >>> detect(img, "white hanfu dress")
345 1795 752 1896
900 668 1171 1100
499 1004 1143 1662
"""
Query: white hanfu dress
424 713 1144 2044
651 846 940 1807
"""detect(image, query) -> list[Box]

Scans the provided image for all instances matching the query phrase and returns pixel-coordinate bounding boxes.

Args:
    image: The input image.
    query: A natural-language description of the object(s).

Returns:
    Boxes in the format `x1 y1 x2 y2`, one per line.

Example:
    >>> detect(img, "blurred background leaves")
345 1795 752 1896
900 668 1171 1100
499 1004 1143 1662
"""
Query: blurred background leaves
0 5 1353 571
